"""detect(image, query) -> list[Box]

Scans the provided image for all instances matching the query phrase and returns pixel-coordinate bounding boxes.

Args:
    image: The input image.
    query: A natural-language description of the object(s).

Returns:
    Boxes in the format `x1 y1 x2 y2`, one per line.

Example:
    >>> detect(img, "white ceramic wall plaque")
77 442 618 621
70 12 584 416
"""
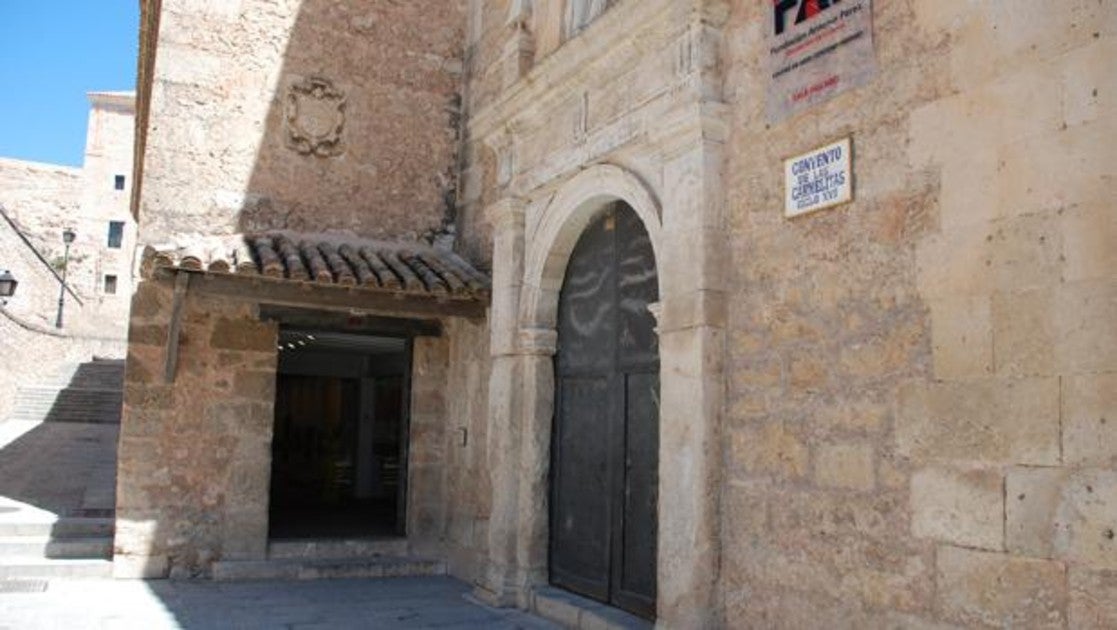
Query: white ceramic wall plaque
784 137 852 218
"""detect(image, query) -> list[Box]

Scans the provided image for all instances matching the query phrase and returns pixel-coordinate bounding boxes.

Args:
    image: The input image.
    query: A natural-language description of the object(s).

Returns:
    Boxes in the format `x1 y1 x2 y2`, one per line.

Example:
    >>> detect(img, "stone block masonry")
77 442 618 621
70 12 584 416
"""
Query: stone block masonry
115 278 277 578
119 0 1116 626
115 271 490 581
140 0 467 246
718 0 1116 626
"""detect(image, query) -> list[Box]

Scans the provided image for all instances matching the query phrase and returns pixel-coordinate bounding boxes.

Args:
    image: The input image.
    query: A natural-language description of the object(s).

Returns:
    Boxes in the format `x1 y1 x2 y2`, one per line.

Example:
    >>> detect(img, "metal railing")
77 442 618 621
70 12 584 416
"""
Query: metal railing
0 203 83 304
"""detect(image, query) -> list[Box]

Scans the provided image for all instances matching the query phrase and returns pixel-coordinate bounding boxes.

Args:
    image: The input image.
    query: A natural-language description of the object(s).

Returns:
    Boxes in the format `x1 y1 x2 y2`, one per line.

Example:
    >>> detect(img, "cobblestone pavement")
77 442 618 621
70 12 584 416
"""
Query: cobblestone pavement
0 576 559 629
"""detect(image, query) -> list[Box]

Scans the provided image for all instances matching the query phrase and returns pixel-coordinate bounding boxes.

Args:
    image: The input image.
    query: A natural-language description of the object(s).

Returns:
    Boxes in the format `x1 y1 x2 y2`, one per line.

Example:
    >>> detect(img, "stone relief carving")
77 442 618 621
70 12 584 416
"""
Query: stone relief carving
284 76 347 157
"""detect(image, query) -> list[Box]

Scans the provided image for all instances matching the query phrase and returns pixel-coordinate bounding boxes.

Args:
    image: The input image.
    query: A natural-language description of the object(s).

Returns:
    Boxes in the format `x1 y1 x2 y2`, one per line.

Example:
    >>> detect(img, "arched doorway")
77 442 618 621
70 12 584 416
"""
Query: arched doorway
549 201 659 619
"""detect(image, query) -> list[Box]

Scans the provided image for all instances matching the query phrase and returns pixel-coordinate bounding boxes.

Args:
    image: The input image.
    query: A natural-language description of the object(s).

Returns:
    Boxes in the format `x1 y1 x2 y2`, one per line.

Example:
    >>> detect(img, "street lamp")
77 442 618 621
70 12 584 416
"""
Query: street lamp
55 228 76 328
0 270 17 305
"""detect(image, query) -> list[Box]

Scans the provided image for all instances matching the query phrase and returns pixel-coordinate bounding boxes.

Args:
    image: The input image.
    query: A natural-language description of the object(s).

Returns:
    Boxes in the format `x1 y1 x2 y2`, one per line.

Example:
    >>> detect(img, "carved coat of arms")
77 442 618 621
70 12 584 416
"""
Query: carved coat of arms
284 77 347 157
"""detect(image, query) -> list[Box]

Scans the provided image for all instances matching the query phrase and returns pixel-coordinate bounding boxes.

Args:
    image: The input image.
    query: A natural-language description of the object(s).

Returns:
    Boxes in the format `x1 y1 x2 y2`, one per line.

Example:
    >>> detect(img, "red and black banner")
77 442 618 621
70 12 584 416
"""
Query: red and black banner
767 0 877 122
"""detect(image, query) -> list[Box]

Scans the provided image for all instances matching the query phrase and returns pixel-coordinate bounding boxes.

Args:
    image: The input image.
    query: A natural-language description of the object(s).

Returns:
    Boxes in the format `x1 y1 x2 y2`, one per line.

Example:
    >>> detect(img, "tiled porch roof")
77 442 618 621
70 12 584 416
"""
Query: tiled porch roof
147 233 490 301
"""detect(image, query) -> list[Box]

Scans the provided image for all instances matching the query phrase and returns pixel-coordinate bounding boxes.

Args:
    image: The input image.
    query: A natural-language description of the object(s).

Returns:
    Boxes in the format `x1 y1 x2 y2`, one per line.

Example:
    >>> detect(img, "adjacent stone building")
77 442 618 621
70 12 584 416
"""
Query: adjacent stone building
120 1 1116 628
0 92 137 336
0 92 138 418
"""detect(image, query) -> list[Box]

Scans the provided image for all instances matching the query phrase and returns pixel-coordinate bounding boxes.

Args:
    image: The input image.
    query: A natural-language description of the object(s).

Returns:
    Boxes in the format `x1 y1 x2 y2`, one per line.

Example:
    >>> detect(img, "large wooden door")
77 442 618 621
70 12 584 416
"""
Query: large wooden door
550 202 659 619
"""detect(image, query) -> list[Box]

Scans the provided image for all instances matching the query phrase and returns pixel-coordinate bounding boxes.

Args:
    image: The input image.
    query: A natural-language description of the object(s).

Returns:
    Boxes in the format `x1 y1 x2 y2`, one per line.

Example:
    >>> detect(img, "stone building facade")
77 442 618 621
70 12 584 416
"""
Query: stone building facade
0 92 137 338
0 92 138 417
75 92 140 335
121 1 1115 628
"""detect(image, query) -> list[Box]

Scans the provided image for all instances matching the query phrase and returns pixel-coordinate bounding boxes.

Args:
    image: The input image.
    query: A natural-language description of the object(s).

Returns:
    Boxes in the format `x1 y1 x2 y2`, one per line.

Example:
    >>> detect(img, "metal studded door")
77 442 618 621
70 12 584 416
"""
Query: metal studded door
550 202 659 620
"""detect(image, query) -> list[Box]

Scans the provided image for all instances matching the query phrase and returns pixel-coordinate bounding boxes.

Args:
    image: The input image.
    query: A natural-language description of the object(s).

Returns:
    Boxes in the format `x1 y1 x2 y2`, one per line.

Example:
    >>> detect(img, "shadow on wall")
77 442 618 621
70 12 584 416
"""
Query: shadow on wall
232 0 466 240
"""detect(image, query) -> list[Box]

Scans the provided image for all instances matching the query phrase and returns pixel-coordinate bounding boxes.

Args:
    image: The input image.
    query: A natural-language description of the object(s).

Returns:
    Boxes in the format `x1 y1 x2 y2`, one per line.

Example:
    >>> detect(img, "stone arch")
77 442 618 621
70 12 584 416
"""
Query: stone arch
508 162 668 619
521 163 664 330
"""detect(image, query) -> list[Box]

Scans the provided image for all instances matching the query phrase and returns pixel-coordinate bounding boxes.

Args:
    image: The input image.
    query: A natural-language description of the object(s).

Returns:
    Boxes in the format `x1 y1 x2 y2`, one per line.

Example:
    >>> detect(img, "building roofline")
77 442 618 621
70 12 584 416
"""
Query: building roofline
0 156 82 175
88 91 137 110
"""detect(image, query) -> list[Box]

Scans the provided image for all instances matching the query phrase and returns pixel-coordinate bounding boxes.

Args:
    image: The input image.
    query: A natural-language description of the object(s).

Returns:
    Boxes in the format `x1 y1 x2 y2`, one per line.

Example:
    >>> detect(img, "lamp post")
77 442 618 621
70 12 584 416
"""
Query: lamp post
55 228 76 329
0 270 17 305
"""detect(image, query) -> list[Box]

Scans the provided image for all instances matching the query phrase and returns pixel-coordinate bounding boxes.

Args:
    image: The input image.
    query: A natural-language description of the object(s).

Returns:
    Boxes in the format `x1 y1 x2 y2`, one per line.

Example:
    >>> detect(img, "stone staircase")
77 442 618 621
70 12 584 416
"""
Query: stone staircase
5 360 125 424
0 358 123 580
0 514 114 579
212 538 445 581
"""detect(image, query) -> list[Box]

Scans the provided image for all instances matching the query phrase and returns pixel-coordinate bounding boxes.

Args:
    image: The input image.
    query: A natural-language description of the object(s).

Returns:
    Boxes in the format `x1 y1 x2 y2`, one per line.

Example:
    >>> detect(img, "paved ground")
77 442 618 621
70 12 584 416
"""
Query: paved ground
0 576 559 629
0 420 118 518
0 374 558 629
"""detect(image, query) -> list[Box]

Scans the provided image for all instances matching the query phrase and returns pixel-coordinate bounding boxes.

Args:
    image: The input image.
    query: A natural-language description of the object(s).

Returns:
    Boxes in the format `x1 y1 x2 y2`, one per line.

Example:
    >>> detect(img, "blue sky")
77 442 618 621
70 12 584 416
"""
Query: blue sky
0 3 139 167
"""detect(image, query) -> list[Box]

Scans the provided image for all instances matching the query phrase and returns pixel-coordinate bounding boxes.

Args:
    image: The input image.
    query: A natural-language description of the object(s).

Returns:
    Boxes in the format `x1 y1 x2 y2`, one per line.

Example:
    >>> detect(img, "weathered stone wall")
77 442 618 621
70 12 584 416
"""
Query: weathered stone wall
0 158 82 266
409 334 450 556
0 159 86 332
115 277 277 578
116 270 489 578
458 0 1115 626
719 2 1115 627
140 0 467 245
405 318 492 584
0 205 77 330
440 317 492 582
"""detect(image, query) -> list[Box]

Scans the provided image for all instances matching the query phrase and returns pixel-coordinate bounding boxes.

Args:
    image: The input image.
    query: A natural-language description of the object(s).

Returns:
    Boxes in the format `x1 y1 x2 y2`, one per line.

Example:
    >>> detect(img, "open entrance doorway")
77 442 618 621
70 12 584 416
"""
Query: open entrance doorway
268 329 410 540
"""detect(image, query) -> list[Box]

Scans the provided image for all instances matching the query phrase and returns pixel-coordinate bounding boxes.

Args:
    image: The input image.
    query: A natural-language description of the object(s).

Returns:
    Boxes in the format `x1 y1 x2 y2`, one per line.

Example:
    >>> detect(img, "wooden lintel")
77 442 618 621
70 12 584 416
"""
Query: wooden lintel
163 271 190 384
152 268 487 321
258 305 443 338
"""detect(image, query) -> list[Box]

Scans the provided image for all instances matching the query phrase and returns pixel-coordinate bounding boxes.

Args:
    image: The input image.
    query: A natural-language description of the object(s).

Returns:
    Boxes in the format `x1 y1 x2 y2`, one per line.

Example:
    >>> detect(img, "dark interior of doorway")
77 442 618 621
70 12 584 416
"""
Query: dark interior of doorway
269 328 410 540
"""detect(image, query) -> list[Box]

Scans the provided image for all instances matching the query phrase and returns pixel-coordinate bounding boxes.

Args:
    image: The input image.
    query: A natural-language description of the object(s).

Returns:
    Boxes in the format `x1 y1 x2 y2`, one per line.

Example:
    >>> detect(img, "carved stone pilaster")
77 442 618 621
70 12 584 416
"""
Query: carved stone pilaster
478 198 530 608
514 325 558 605
485 196 526 231
487 198 526 357
517 327 557 357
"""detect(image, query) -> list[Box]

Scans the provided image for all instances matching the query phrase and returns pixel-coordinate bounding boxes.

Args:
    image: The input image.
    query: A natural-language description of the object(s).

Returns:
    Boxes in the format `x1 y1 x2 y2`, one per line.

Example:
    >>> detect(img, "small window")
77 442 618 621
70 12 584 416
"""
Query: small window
103 275 118 295
107 221 125 249
114 175 126 191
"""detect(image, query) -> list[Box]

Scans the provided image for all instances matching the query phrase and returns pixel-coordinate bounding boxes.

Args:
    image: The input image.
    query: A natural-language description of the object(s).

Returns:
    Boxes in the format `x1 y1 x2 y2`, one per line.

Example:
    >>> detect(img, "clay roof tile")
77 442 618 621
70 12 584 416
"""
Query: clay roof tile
148 232 490 304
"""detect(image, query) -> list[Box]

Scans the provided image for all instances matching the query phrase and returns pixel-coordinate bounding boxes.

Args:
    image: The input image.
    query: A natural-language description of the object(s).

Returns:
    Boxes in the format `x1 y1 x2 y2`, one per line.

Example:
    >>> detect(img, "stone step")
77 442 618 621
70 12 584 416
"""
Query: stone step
7 410 121 417
41 363 125 389
9 401 123 412
267 537 409 560
6 404 122 413
212 555 446 581
10 395 122 410
5 414 122 425
7 401 122 411
10 394 123 403
0 558 113 579
5 396 124 423
0 536 112 559
63 375 125 390
7 405 122 413
0 518 114 539
11 393 122 404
